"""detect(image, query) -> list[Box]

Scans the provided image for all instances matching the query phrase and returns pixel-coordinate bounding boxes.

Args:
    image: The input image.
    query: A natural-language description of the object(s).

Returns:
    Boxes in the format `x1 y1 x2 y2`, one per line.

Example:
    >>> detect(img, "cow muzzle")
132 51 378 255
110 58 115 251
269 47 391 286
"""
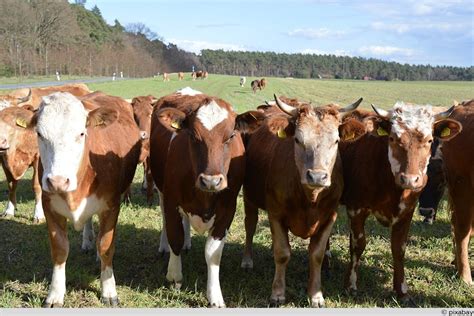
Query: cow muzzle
197 173 227 192
305 169 331 188
0 137 9 153
47 175 71 193
398 173 423 190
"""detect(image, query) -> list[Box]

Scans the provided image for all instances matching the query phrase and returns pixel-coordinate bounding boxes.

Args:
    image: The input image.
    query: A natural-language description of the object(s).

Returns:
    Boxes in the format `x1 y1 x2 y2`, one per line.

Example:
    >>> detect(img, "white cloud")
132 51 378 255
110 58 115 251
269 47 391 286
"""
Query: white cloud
359 46 416 57
301 48 351 56
167 39 247 54
287 28 347 39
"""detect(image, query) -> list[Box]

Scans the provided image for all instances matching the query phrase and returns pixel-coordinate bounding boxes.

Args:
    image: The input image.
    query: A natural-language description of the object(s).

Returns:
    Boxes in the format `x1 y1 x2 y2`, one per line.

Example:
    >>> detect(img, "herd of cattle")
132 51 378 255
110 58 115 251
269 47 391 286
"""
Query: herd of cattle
0 83 472 308
162 71 209 82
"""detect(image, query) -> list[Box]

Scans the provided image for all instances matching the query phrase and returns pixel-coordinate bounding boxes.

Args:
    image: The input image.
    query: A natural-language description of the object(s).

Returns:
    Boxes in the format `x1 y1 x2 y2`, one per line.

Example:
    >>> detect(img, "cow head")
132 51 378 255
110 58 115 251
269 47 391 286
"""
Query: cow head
369 102 461 191
0 89 32 110
157 94 265 192
131 95 156 138
0 106 35 155
267 95 366 190
30 92 118 193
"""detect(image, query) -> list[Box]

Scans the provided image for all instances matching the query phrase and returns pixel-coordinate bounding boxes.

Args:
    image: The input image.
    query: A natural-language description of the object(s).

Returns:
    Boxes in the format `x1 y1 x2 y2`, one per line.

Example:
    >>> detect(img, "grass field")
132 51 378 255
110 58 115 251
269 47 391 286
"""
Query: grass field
0 74 473 308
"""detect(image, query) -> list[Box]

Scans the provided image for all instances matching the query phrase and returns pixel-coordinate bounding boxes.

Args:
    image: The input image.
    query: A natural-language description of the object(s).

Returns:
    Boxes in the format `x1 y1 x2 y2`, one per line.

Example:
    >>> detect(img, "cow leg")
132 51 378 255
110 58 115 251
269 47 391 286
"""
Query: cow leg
269 217 290 306
1 163 16 217
159 192 191 253
145 159 154 205
345 209 369 295
43 211 69 308
390 214 414 302
97 209 119 306
122 186 131 204
164 197 184 289
308 212 337 308
205 234 226 307
241 196 258 269
32 158 45 223
452 201 473 285
81 218 95 252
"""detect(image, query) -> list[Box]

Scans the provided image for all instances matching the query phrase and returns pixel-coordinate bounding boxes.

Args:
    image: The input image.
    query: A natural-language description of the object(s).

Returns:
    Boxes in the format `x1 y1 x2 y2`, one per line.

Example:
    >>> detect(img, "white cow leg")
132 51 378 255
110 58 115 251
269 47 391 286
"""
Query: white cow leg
100 266 118 306
3 200 15 216
33 197 45 223
45 262 66 307
166 251 183 289
205 235 226 307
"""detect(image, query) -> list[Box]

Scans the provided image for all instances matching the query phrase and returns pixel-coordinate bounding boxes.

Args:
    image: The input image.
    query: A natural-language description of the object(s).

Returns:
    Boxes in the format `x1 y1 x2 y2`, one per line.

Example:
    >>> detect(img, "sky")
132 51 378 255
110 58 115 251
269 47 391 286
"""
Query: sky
84 0 473 67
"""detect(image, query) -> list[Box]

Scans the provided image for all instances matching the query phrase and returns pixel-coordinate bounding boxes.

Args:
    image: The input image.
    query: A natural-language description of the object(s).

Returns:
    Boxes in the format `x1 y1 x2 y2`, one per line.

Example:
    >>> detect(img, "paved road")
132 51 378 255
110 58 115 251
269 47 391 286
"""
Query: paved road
0 77 130 90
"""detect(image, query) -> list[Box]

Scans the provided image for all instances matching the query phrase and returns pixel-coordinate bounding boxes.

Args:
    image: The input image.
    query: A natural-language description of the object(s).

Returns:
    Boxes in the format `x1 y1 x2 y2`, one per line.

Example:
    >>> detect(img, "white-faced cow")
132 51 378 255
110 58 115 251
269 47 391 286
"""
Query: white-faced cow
0 105 44 222
240 76 246 87
26 92 142 307
418 99 473 285
242 95 366 307
339 102 460 304
149 87 265 307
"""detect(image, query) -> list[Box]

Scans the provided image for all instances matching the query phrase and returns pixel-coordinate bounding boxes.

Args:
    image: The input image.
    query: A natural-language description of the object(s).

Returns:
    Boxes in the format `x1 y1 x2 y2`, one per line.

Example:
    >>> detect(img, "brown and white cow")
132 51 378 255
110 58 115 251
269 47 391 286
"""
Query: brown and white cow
203 71 209 79
194 70 203 79
339 102 460 303
1 84 91 110
178 72 184 81
260 78 266 89
242 95 366 307
149 87 264 307
0 106 44 222
25 92 142 307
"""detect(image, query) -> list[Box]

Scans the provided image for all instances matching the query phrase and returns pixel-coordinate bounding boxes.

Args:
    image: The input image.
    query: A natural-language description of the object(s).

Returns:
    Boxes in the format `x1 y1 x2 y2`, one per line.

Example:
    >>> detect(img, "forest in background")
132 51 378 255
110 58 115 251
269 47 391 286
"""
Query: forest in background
0 0 471 81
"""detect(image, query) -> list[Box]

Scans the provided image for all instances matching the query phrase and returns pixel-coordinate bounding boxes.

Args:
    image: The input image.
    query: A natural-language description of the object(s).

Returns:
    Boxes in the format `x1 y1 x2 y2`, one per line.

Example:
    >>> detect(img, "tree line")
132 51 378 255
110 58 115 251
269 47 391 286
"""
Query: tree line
200 50 473 81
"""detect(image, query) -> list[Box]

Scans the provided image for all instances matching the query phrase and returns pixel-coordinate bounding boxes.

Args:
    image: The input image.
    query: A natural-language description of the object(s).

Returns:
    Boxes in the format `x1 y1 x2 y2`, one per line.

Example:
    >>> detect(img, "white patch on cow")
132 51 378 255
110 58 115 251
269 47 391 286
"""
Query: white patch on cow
50 194 106 231
166 251 183 284
186 212 215 235
205 235 226 307
422 153 431 176
45 262 66 306
196 100 228 131
81 218 95 251
311 291 325 307
4 200 15 216
349 254 358 290
101 266 118 299
176 87 202 96
37 92 88 192
33 197 45 221
392 216 399 225
390 102 435 138
401 279 408 294
358 233 363 239
399 202 406 212
325 249 332 258
388 146 401 175
0 100 10 110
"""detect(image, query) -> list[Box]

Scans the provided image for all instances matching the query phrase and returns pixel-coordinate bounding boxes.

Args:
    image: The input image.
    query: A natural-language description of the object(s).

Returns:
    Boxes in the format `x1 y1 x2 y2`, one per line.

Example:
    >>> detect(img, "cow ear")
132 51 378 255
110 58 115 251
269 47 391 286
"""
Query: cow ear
87 107 119 128
157 107 187 132
433 118 462 141
364 116 391 137
267 115 295 139
339 118 367 142
235 110 265 134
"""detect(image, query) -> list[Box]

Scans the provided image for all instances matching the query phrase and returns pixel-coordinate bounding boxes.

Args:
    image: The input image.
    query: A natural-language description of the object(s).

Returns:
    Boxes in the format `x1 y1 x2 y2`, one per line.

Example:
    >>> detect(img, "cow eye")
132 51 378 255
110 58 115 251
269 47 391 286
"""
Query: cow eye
80 132 85 137
37 132 42 138
224 133 236 144
335 139 339 144
295 137 300 144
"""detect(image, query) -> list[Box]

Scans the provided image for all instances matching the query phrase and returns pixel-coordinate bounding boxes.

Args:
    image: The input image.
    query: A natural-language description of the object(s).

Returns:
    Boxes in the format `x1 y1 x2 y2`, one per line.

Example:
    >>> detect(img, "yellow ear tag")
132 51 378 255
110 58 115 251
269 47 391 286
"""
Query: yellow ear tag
16 118 27 128
344 132 355 141
171 120 181 129
277 128 286 138
441 127 451 138
377 127 388 136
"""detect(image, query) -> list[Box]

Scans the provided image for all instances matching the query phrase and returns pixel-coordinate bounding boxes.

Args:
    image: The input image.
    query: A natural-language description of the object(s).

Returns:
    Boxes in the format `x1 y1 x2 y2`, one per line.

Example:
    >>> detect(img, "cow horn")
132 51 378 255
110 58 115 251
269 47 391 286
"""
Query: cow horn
371 103 391 118
340 97 363 113
17 89 32 103
265 100 276 106
434 105 456 120
274 94 297 116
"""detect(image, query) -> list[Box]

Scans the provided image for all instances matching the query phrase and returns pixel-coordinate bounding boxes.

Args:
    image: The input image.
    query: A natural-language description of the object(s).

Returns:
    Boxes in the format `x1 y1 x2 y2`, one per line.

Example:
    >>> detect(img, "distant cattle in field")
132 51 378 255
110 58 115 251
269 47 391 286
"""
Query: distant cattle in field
240 76 246 87
0 106 44 223
0 83 92 110
30 92 142 307
163 73 170 82
418 99 474 285
251 78 266 93
203 71 208 79
191 72 197 80
150 87 265 307
339 103 460 303
178 72 184 80
242 95 365 307
260 78 266 89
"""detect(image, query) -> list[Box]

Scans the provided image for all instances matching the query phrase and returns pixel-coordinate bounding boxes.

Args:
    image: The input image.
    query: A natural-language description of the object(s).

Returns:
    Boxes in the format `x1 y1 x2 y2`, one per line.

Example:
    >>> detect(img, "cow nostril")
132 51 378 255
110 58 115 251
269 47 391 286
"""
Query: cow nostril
415 176 420 183
214 176 222 186
321 173 328 181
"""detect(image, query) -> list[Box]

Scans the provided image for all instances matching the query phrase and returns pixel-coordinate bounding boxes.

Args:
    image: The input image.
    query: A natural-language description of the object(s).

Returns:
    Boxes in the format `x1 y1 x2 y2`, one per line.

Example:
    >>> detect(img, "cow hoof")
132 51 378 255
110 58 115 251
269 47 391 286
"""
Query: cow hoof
310 296 325 308
101 296 120 307
208 302 226 308
169 281 182 290
240 258 254 270
399 295 417 307
269 296 285 307
42 302 63 308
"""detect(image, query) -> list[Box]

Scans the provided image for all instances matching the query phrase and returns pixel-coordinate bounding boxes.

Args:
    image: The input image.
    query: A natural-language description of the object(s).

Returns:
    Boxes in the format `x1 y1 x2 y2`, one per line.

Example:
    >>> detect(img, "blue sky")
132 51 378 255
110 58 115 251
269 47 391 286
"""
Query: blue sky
84 0 473 67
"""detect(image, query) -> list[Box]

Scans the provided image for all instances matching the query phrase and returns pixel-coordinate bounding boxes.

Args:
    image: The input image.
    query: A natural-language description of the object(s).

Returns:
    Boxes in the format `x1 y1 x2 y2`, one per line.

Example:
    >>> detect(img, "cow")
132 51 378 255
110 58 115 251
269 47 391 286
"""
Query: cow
130 95 157 204
1 84 92 110
0 105 44 223
203 71 209 79
24 92 142 307
240 76 246 87
178 72 184 81
418 99 474 285
339 102 460 304
241 95 366 307
191 72 197 80
149 87 265 307
163 72 170 82
251 80 261 93
260 78 267 89
195 70 203 79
